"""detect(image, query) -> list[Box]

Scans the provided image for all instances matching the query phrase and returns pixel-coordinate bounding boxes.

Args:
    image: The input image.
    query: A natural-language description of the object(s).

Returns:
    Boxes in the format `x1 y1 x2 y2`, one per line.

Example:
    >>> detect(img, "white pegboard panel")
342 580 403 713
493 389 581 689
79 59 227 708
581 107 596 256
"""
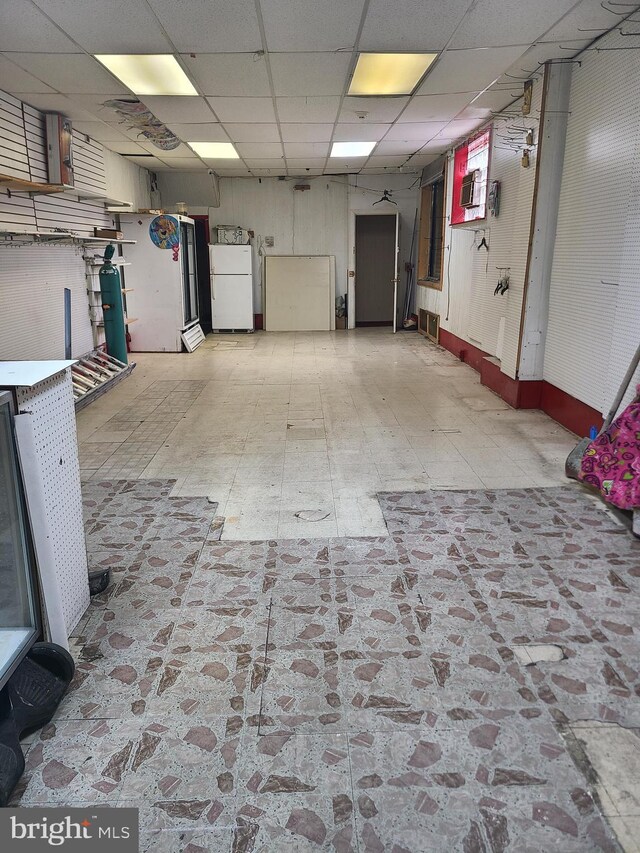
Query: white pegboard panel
0 245 95 360
16 369 89 633
543 28 640 415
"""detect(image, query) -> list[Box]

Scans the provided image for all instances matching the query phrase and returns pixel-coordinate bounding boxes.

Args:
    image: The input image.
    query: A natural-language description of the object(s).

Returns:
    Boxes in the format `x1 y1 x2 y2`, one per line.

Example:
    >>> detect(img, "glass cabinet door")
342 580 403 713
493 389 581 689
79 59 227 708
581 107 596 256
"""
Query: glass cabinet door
0 390 38 689
180 221 199 326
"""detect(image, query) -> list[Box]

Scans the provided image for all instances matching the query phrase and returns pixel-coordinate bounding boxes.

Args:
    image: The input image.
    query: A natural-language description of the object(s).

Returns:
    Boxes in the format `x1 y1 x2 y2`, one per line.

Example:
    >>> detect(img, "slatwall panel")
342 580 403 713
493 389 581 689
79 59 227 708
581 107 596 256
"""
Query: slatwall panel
463 80 542 373
544 29 640 415
23 103 47 182
0 92 29 180
0 246 94 360
417 80 542 374
73 133 107 196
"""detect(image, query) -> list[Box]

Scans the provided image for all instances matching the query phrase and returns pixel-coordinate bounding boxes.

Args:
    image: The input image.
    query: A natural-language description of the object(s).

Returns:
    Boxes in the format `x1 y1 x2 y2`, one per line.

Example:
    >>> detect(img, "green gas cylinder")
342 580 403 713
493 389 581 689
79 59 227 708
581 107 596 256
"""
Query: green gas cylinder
99 244 128 364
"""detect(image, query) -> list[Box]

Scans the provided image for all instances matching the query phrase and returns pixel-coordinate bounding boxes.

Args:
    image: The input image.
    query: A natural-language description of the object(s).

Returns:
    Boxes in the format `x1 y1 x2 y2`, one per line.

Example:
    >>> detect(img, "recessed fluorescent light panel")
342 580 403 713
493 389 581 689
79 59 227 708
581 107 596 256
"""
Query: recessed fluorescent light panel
330 141 376 158
95 55 197 96
348 53 437 96
189 142 239 159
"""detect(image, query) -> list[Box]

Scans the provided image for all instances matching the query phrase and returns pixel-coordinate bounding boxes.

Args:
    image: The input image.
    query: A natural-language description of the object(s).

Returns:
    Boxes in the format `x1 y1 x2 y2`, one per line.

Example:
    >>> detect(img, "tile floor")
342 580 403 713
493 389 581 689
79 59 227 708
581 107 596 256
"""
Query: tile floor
12 330 640 852
76 330 577 540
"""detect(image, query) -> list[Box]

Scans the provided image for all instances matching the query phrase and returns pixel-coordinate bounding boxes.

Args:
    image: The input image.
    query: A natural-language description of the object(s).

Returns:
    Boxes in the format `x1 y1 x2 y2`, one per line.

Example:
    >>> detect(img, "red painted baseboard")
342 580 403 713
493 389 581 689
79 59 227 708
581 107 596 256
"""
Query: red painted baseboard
436 327 602 435
439 328 488 372
540 382 603 438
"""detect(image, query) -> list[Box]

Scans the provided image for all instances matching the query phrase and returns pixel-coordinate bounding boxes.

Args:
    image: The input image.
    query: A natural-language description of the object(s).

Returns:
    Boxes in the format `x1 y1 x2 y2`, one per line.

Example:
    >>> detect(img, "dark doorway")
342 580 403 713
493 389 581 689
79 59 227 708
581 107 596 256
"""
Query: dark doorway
355 214 396 326
191 216 211 334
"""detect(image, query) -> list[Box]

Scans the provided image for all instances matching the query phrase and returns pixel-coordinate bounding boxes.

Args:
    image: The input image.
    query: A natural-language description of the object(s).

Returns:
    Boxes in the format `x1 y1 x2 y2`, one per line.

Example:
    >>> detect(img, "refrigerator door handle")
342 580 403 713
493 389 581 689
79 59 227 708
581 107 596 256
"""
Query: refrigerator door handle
210 275 215 300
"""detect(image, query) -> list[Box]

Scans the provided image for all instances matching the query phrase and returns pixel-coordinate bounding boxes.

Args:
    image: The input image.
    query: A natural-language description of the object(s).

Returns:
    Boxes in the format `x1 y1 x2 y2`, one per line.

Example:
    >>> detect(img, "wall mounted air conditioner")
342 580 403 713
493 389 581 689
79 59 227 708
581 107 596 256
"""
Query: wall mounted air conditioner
45 113 74 187
460 170 480 208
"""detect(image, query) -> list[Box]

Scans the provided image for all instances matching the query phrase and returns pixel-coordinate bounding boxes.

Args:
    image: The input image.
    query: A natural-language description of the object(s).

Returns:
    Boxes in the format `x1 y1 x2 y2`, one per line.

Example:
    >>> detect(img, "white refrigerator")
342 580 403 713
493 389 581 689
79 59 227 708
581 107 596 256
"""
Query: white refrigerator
210 244 254 331
121 214 203 352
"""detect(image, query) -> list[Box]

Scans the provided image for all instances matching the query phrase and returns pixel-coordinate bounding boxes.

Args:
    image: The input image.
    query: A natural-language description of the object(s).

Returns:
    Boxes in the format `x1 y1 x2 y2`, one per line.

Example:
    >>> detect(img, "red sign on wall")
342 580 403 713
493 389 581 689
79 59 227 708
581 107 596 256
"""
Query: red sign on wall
451 128 491 226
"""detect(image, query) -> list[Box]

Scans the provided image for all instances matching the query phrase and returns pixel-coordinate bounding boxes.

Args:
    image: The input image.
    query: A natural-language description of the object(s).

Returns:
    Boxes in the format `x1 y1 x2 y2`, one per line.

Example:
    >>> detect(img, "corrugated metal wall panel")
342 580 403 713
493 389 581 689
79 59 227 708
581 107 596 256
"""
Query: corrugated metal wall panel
543 29 640 415
0 245 94 360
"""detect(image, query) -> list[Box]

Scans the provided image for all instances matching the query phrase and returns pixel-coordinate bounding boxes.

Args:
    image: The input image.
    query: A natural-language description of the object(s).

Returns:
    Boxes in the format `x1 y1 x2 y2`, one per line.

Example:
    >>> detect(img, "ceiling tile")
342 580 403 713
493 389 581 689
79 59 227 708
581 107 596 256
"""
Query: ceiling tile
270 53 351 97
450 0 576 48
205 165 253 176
0 4 78 51
366 155 410 167
440 117 484 138
327 157 367 169
280 124 334 143
374 140 422 155
360 0 472 51
276 97 340 123
285 159 327 169
261 0 365 51
456 105 493 122
124 155 167 168
417 45 527 95
165 123 227 142
103 140 149 155
333 123 390 142
543 1 617 41
284 142 330 158
31 0 173 52
181 54 271 96
139 142 197 158
339 96 409 123
470 90 519 113
251 169 291 175
147 0 261 51
8 54 130 94
63 94 133 120
286 168 324 176
73 121 130 142
235 142 284 158
406 153 441 166
244 158 286 169
397 93 474 122
140 96 215 124
154 158 207 169
384 121 449 141
223 124 281 143
207 97 276 123
19 93 99 122
500 41 589 78
0 55 56 93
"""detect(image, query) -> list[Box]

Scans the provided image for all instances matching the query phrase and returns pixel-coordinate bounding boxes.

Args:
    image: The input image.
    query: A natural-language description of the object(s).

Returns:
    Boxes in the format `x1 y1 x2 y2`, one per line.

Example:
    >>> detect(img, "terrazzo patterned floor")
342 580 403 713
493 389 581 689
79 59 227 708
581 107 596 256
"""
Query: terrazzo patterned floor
10 479 640 852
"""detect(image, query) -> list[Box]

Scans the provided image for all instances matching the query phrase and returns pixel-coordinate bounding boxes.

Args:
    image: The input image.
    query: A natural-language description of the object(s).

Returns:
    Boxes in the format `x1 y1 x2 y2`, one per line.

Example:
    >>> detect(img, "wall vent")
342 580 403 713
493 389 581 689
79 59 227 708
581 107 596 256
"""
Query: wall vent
418 308 440 343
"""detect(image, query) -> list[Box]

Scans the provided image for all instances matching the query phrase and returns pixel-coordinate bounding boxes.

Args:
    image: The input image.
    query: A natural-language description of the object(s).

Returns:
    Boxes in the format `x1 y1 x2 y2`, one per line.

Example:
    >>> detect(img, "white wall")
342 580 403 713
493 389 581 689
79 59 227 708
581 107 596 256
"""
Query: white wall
544 27 640 416
416 76 543 379
204 176 350 314
103 149 152 210
0 89 151 360
158 172 420 321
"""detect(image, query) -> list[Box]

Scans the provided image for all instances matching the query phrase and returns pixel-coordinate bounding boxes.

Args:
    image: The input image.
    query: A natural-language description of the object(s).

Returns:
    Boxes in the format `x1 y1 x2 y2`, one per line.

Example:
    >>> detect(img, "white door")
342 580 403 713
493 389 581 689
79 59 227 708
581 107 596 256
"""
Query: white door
211 274 254 329
210 244 252 276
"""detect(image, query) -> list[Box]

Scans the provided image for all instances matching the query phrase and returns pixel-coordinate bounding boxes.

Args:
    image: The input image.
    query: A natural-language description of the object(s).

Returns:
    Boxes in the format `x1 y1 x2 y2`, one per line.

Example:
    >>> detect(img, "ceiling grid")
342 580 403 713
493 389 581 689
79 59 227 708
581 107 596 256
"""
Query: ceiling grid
0 0 630 177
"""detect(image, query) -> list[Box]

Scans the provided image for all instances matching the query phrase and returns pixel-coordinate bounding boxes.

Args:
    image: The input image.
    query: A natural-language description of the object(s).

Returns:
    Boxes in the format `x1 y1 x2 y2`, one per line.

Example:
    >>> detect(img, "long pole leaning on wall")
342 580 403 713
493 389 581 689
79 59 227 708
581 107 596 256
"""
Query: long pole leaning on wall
64 288 72 359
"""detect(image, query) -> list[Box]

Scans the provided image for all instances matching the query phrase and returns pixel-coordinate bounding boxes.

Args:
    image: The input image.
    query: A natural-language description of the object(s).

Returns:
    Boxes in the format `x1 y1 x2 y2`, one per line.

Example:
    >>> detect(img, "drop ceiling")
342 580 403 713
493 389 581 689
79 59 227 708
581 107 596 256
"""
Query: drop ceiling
0 0 623 177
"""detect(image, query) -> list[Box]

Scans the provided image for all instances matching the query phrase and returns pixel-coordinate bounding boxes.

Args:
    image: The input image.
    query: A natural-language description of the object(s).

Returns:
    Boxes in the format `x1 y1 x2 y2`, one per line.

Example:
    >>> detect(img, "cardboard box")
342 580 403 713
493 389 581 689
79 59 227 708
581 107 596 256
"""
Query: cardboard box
94 228 123 239
335 316 347 330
